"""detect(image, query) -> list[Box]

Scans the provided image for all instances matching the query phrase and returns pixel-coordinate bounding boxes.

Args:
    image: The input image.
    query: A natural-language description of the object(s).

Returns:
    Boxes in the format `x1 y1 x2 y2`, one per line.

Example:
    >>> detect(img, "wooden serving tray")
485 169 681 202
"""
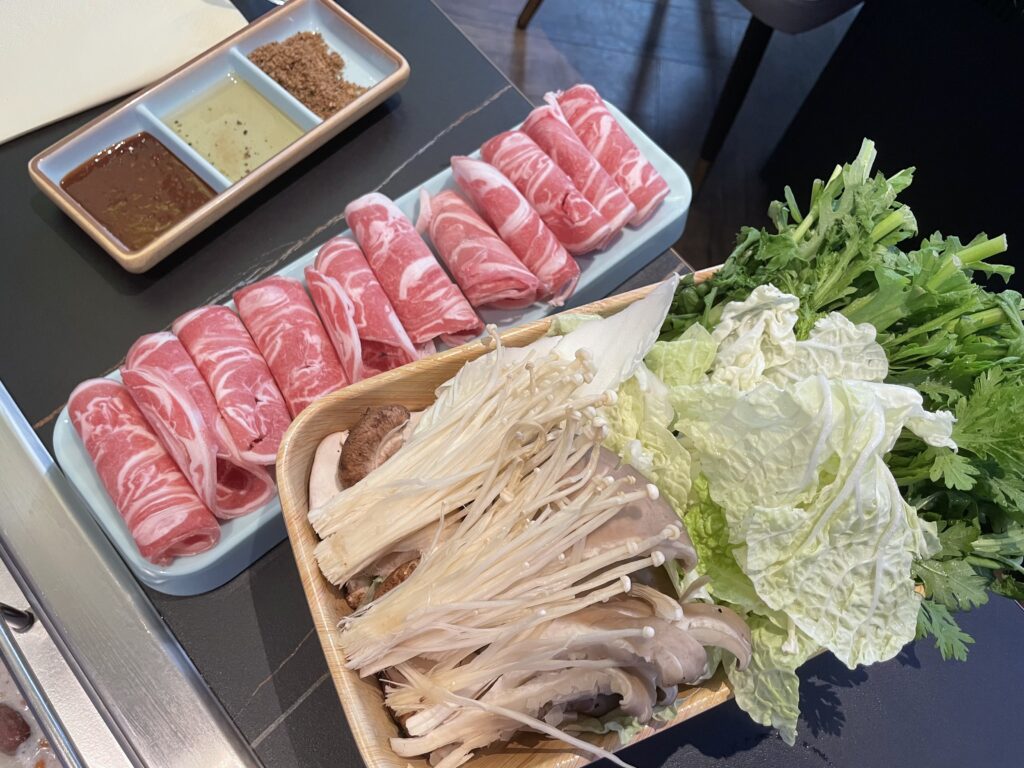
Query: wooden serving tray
276 272 727 768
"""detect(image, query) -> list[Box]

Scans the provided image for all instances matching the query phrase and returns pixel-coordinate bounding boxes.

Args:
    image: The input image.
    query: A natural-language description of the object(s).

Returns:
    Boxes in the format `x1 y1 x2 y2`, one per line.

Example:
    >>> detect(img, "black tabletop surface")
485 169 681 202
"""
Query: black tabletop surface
0 1 1019 767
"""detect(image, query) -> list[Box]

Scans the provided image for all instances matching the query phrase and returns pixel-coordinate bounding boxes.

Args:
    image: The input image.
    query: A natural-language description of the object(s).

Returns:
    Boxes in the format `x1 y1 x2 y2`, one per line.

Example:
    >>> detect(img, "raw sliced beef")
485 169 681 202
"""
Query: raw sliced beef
345 193 482 346
551 85 669 225
416 189 539 309
304 267 364 384
68 379 220 566
173 305 291 465
309 237 421 379
234 276 347 418
522 102 636 237
480 130 612 255
122 333 275 519
451 156 579 305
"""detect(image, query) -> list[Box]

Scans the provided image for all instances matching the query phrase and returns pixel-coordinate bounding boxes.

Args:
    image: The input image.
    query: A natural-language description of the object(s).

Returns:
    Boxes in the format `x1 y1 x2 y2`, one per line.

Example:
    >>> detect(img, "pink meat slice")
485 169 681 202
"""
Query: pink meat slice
234 276 347 418
551 85 669 226
304 268 364 384
345 192 483 346
522 102 637 238
451 156 579 305
122 333 275 519
310 236 421 378
415 340 437 359
68 379 220 566
416 189 539 309
173 305 291 465
480 130 612 255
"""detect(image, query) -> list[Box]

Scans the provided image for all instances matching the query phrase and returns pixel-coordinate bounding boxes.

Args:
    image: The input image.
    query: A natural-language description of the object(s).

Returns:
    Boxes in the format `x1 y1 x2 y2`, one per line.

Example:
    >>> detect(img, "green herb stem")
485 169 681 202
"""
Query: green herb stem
784 186 803 224
956 307 1008 338
870 207 912 243
927 235 1008 292
792 208 816 242
890 303 979 347
893 467 933 486
957 234 1009 267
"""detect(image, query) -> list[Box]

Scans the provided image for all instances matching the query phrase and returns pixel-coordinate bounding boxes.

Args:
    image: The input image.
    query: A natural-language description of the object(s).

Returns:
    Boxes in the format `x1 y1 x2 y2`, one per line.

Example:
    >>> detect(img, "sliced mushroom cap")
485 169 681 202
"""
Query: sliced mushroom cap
340 405 411 487
342 516 457 610
379 558 418 598
344 555 419 611
308 431 347 510
310 410 423 512
344 575 373 611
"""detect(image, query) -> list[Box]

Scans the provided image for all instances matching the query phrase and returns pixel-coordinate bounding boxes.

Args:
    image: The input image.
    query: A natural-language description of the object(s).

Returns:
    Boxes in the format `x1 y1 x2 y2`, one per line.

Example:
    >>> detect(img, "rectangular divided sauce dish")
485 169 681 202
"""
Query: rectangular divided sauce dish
275 273 727 768
28 0 410 273
51 100 692 597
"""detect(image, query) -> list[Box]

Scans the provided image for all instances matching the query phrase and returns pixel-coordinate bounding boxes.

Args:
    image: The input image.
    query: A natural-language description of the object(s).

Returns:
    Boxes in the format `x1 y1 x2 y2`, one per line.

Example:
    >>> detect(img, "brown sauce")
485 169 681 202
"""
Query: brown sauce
60 132 215 251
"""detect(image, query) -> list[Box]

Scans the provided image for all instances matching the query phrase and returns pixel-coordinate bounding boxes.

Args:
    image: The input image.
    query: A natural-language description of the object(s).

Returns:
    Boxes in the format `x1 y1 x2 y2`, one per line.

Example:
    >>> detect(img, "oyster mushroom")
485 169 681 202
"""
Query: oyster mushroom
629 583 684 622
677 601 753 669
533 598 711 687
393 668 648 768
572 448 697 571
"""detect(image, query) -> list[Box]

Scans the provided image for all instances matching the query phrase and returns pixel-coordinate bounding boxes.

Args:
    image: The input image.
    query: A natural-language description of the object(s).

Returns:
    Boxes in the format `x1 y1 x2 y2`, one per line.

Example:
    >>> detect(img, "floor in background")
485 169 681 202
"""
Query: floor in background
433 0 858 269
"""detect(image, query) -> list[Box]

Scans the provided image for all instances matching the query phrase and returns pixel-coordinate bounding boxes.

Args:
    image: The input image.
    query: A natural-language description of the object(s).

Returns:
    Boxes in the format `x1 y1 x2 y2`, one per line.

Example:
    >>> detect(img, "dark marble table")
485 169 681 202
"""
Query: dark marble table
0 1 1018 766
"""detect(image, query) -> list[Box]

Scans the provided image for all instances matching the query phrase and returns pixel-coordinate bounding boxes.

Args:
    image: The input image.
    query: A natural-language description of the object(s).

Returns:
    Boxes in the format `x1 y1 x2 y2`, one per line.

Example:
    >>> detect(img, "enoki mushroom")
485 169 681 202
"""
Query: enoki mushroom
311 332 751 768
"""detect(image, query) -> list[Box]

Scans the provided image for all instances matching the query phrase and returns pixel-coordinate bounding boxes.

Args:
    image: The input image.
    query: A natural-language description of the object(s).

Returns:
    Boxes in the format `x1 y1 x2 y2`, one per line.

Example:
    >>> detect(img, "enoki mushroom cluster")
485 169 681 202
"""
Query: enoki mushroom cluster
310 338 752 768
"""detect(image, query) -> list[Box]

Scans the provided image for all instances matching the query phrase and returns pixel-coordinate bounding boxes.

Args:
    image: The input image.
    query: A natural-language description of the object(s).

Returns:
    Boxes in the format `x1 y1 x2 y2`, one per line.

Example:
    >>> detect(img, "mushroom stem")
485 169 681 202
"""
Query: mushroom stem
678 602 753 670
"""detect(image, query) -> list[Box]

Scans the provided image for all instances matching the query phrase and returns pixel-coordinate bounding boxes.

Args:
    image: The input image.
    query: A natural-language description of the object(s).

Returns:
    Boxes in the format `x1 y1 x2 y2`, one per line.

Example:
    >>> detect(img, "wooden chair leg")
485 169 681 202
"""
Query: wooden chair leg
517 0 547 29
693 16 773 192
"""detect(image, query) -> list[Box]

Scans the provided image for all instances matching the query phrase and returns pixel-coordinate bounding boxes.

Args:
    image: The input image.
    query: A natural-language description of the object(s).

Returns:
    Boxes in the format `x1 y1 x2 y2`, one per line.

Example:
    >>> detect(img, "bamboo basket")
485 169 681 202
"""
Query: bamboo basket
276 270 729 768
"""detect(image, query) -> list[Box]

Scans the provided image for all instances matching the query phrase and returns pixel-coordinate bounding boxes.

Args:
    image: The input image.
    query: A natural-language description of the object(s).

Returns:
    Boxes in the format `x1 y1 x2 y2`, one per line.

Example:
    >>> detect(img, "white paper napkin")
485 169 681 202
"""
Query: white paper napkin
1 0 248 144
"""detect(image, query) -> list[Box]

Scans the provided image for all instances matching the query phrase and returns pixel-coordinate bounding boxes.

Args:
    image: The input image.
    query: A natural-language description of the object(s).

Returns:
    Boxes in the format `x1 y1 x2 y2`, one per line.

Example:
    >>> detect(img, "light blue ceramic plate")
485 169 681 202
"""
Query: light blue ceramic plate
53 100 692 596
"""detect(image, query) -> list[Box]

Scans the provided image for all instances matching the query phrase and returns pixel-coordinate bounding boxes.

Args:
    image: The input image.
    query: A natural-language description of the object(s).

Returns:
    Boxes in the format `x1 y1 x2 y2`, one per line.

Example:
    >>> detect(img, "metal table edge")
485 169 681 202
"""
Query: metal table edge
0 381 261 768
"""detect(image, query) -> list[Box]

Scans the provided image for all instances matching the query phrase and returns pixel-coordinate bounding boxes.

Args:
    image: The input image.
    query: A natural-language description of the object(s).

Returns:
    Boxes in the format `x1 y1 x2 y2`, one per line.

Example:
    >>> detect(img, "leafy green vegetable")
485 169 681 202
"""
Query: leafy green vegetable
660 141 922 341
660 138 1023 667
565 700 680 744
933 369 1024 524
682 477 762 611
634 285 953 739
671 290 952 668
991 571 1024 599
928 451 980 491
640 138 1024 743
933 520 980 559
973 527 1024 557
684 478 815 746
661 140 1011 352
645 324 717 387
544 312 601 336
728 615 817 746
894 365 1024 634
912 559 990 611
916 600 974 662
703 285 798 389
602 372 694 513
